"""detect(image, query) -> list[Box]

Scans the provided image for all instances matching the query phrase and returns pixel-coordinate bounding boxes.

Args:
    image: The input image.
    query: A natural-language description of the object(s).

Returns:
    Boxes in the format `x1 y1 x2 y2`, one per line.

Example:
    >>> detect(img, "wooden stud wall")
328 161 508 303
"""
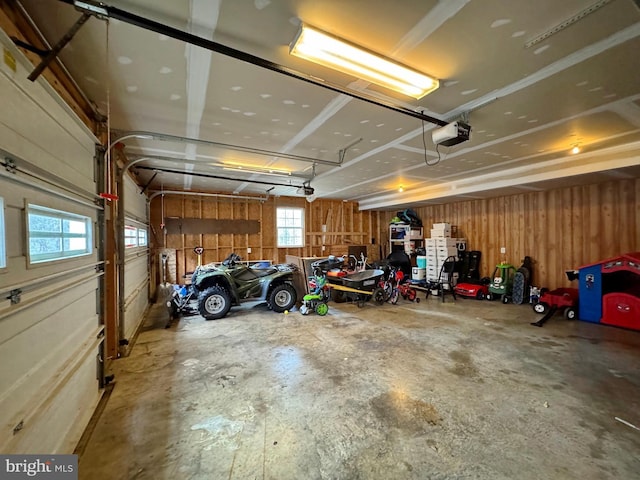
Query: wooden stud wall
150 194 381 285
381 178 640 290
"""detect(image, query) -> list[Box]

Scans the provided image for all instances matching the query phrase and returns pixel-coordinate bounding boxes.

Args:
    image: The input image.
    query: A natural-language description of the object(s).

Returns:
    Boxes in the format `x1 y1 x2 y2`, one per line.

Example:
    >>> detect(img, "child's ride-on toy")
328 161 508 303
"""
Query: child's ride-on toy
486 262 516 302
454 277 490 299
389 270 420 304
300 274 329 315
531 287 579 327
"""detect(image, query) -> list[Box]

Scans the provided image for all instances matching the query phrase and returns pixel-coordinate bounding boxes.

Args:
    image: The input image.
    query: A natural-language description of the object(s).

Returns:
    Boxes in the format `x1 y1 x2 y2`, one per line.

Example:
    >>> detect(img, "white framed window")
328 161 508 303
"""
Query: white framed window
27 204 92 264
138 228 148 247
0 197 6 269
124 225 138 248
125 222 149 248
277 207 304 248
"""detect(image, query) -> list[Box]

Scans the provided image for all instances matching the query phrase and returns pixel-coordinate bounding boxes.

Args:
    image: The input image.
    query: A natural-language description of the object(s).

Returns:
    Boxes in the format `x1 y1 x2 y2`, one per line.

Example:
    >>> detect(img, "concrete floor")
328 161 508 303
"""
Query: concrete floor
79 295 640 479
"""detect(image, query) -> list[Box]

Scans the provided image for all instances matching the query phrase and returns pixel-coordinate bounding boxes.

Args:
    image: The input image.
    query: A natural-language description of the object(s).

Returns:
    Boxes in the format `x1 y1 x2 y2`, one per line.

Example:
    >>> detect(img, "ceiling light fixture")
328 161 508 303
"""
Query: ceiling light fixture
571 145 581 154
135 165 306 190
221 162 292 177
290 24 439 99
222 166 292 177
398 186 404 192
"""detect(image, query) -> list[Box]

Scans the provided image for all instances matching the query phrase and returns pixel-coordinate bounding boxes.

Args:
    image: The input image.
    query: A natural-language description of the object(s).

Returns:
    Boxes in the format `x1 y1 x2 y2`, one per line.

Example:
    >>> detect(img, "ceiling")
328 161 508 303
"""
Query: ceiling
18 0 640 210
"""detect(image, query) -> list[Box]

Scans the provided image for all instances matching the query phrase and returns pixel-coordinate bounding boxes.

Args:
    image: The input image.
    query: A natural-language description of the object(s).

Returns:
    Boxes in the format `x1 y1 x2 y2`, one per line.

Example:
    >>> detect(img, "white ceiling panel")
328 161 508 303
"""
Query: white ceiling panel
16 0 640 208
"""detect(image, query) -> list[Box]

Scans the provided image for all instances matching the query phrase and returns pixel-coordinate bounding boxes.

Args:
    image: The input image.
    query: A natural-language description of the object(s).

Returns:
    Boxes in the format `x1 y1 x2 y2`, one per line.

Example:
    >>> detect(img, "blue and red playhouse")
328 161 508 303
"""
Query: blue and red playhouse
578 252 640 331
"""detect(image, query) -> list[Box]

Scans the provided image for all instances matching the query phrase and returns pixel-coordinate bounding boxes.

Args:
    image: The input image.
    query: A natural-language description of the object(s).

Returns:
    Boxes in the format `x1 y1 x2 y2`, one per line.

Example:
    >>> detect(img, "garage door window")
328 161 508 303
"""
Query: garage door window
124 226 138 248
125 223 148 248
27 204 92 263
277 207 304 248
138 228 148 246
0 197 5 269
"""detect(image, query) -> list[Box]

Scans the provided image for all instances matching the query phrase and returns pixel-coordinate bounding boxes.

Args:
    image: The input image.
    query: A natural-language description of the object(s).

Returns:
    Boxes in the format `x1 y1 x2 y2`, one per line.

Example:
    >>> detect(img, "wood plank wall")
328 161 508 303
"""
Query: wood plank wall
380 178 640 290
149 194 381 284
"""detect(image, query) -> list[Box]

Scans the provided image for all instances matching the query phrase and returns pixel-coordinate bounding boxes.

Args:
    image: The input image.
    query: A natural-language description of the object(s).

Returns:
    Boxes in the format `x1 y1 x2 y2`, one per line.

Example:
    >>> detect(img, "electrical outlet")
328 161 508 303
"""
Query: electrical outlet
322 245 326 251
247 247 252 254
500 247 506 254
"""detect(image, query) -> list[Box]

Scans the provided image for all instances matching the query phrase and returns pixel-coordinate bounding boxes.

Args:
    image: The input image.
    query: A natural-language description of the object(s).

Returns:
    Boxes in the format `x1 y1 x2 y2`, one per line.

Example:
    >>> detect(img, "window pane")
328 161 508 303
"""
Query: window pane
29 214 61 233
64 237 88 251
28 205 92 263
138 229 148 246
64 219 86 234
30 237 62 255
276 207 304 247
125 226 137 247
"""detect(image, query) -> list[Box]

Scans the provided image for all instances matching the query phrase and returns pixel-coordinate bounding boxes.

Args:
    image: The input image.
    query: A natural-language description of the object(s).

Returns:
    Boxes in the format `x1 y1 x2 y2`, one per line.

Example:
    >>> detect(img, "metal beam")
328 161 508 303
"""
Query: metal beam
28 11 91 81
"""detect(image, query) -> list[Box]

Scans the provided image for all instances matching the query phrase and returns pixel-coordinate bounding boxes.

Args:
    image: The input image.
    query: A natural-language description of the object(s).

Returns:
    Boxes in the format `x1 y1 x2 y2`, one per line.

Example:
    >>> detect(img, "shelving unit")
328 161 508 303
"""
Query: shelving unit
390 224 423 255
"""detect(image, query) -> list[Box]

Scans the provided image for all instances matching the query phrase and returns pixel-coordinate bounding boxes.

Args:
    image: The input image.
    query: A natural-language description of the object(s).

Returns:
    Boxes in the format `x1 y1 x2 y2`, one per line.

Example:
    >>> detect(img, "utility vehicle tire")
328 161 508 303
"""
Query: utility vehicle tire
564 307 577 320
475 290 485 300
331 289 347 303
502 295 510 304
268 283 297 312
198 286 232 320
533 302 549 315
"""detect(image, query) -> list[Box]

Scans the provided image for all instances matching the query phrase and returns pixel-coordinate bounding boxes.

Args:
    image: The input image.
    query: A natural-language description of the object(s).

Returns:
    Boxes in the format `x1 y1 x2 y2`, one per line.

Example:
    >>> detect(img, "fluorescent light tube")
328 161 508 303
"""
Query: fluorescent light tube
222 166 292 177
290 25 439 99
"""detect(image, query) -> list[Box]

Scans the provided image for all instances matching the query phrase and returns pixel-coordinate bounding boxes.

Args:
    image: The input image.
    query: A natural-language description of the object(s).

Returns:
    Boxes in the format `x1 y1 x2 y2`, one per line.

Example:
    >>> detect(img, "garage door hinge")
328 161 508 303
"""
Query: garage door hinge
8 289 21 304
4 157 17 173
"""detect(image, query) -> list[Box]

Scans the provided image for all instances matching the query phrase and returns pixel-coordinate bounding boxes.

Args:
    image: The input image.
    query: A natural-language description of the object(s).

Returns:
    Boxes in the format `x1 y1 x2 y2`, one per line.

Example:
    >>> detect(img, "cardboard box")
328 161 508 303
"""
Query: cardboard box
430 228 451 238
436 246 458 259
286 255 325 294
409 228 423 239
435 237 457 247
432 222 451 229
